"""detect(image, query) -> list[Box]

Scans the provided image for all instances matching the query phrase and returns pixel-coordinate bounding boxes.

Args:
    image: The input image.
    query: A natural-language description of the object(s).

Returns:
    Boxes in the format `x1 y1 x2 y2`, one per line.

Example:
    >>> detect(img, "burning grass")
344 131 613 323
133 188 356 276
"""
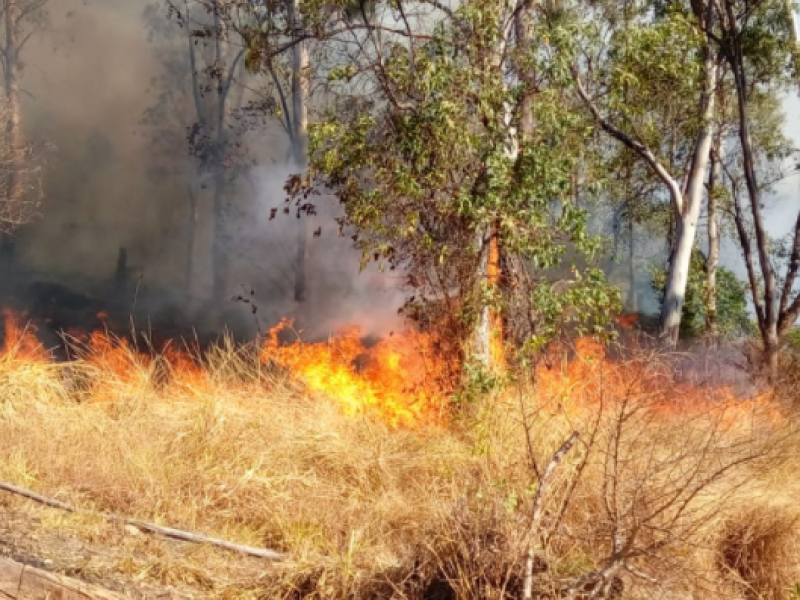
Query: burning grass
0 312 798 599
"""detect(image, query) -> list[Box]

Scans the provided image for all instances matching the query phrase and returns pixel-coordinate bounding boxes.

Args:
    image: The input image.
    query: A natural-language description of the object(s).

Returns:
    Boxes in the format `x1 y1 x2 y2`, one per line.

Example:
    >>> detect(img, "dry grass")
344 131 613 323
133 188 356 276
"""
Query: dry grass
715 502 800 600
0 332 798 599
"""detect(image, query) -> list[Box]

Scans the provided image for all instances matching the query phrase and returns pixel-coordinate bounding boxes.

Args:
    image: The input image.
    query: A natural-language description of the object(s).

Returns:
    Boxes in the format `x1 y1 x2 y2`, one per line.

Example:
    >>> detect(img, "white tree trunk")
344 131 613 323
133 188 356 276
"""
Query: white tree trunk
474 225 492 367
472 6 517 371
787 0 800 97
658 39 718 347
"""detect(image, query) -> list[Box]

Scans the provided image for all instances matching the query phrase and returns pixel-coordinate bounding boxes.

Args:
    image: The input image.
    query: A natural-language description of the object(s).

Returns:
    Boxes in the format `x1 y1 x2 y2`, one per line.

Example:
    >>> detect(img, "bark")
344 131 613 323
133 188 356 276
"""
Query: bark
724 0 780 377
515 1 535 140
1 0 22 254
0 556 129 600
777 210 800 336
473 3 516 371
776 1 800 335
474 225 492 368
705 138 722 339
730 176 766 328
185 183 197 289
628 216 638 313
786 0 800 96
211 168 227 301
4 0 22 203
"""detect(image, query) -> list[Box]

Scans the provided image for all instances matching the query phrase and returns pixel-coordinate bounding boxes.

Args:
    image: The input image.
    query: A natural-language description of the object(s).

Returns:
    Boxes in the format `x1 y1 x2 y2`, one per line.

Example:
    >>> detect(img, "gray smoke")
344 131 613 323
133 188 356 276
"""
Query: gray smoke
8 0 406 341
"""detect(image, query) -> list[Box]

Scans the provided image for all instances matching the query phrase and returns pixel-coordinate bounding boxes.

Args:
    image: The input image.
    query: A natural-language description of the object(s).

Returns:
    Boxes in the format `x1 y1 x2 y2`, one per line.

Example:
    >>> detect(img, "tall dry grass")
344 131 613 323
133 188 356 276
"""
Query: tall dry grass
0 332 798 599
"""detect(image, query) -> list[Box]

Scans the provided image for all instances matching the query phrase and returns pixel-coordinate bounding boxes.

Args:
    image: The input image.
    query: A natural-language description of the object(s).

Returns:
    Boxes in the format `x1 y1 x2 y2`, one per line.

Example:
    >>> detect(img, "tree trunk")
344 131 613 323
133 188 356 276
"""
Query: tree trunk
290 0 310 307
211 168 227 302
705 138 722 340
2 0 22 253
627 216 638 313
660 211 696 345
185 183 197 290
785 0 800 96
658 24 718 347
473 4 516 372
725 0 779 379
474 223 503 371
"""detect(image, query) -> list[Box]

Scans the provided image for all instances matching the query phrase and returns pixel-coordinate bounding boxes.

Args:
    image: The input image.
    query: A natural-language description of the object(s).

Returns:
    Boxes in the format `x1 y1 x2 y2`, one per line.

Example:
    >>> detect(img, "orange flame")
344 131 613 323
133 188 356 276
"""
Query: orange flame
0 308 781 430
533 337 781 427
2 308 49 362
261 319 447 428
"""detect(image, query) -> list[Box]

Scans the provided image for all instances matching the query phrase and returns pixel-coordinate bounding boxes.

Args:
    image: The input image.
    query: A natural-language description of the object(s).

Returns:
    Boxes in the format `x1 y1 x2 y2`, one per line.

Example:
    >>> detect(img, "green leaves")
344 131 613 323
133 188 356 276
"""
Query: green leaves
297 0 620 368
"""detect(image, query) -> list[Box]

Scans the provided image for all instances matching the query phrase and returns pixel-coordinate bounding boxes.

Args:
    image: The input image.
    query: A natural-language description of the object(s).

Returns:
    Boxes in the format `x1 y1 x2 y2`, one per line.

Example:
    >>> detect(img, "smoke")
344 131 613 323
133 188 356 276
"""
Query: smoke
7 0 406 340
9 0 799 338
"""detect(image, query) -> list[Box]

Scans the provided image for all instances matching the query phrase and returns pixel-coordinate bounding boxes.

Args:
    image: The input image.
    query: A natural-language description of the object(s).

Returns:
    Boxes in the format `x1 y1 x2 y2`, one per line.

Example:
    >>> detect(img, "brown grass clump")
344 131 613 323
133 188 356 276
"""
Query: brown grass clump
715 503 800 600
0 332 798 599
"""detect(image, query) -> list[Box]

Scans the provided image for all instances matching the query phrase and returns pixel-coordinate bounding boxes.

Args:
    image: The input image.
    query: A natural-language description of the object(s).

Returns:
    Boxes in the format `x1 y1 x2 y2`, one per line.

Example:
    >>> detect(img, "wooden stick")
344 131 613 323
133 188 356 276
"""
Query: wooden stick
0 556 128 599
0 481 285 561
0 482 75 513
119 519 285 560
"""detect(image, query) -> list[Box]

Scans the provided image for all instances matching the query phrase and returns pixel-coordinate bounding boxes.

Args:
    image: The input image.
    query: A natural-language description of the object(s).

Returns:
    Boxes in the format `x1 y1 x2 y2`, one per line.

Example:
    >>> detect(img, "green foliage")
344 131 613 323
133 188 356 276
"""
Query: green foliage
301 0 620 365
651 249 751 339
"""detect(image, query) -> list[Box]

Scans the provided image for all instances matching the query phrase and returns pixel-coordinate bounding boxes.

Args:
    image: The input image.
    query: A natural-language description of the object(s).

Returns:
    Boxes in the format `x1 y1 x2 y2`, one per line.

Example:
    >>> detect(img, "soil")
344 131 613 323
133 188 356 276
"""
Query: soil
0 494 276 599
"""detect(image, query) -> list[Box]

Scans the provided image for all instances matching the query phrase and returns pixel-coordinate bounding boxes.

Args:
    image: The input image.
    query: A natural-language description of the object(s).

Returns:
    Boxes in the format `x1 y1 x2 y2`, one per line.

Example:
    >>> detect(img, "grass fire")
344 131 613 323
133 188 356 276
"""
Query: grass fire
2 308 799 599
2 0 800 599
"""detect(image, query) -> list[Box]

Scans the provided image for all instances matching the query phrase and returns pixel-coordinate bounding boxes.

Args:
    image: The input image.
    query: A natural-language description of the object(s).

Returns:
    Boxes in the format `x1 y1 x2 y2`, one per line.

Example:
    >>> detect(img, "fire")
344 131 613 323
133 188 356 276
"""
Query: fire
0 308 782 430
261 319 447 428
533 337 781 427
1 308 48 362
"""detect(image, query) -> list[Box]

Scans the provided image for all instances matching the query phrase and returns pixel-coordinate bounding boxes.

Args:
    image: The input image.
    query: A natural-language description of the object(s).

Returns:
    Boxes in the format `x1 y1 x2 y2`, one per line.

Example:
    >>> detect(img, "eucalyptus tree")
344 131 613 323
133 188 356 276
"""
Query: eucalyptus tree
0 0 49 239
570 0 722 347
167 0 322 306
154 0 250 303
285 0 619 369
714 0 800 374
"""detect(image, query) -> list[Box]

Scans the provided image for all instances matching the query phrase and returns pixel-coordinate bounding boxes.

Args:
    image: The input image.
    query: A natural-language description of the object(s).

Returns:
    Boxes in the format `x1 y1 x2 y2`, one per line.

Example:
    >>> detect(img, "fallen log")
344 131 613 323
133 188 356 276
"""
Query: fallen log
0 481 285 561
0 556 127 599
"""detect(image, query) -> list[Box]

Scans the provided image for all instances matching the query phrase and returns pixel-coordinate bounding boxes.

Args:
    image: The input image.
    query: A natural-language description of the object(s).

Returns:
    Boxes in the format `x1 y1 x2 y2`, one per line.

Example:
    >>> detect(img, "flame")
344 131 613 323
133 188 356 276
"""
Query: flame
2 308 48 362
533 337 781 427
0 308 782 430
261 319 447 428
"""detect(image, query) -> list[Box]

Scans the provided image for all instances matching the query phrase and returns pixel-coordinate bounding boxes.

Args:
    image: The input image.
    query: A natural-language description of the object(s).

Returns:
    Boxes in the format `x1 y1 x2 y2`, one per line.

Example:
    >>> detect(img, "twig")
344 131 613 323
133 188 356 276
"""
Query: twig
0 480 285 561
523 431 580 600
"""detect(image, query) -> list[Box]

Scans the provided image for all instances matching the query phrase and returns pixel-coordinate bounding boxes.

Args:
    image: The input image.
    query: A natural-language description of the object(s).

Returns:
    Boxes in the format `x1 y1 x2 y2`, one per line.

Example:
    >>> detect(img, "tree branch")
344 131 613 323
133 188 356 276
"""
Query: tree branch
571 67 684 215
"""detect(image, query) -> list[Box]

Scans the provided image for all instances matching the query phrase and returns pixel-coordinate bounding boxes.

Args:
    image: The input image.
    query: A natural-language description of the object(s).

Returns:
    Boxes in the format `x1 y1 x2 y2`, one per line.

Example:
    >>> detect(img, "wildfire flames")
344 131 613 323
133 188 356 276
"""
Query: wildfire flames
262 319 447 427
0 309 448 428
0 309 778 429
